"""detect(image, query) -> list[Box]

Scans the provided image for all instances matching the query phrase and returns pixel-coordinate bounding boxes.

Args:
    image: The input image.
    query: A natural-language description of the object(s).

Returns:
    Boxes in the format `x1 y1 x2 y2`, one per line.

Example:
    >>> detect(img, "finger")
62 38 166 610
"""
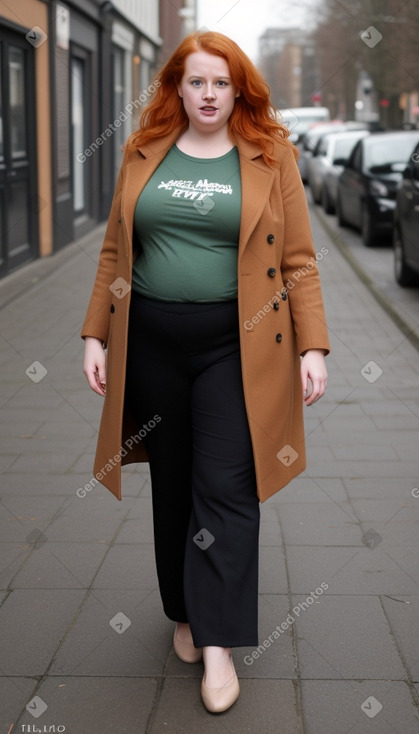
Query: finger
304 376 320 405
300 365 308 394
305 377 327 405
94 370 106 395
87 370 106 396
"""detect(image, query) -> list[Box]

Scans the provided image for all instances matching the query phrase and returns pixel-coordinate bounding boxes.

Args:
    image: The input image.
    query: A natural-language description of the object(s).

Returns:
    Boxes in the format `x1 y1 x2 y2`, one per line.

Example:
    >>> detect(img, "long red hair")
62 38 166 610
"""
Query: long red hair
127 30 291 165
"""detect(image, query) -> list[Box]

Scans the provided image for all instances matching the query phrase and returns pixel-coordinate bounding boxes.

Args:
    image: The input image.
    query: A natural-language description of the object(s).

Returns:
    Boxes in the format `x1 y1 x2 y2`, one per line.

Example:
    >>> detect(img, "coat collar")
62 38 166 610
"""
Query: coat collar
122 126 275 254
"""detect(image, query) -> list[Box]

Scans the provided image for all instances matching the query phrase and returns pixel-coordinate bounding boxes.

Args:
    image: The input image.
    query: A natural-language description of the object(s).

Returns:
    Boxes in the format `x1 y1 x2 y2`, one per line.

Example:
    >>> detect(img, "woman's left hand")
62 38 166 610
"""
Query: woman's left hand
300 349 328 406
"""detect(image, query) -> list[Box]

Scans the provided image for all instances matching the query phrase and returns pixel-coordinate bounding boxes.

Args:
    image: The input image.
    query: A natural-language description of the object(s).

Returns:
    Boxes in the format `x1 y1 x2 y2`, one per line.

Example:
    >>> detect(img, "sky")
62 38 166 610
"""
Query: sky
196 0 316 63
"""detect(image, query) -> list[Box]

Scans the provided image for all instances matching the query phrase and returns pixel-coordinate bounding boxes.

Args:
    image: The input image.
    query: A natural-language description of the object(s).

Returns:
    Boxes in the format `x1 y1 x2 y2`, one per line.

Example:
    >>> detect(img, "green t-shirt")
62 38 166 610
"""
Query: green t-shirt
132 144 241 301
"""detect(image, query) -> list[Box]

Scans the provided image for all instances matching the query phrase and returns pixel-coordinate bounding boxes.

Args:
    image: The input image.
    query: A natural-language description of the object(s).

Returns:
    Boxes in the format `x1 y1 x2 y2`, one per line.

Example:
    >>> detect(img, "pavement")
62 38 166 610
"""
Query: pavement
1 200 419 734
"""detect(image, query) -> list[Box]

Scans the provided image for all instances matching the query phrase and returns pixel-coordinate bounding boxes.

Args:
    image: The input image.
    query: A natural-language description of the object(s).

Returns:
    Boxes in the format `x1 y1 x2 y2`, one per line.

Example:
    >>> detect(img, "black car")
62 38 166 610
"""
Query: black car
393 141 419 286
336 130 419 246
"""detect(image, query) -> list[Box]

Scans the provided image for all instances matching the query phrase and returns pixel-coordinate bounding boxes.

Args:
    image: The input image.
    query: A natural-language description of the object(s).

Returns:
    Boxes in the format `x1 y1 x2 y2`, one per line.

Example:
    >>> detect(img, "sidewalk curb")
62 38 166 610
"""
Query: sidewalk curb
0 223 107 311
314 206 419 353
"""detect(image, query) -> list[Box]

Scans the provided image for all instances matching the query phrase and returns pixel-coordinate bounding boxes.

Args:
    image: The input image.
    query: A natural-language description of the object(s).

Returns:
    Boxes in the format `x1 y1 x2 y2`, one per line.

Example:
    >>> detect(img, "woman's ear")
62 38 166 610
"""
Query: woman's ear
235 90 240 98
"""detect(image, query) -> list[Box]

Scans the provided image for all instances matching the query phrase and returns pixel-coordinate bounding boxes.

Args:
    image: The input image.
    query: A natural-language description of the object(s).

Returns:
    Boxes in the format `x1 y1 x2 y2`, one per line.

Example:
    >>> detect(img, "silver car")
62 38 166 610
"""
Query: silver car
308 129 370 209
298 122 348 182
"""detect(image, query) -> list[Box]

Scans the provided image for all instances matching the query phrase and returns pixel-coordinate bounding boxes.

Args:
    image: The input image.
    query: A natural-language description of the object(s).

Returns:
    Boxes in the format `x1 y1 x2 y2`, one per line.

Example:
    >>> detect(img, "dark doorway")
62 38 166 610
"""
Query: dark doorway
0 26 38 277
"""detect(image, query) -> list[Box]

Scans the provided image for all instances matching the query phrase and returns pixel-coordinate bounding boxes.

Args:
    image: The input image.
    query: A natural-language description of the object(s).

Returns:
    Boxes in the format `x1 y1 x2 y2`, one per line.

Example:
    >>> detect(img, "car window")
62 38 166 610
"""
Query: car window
334 137 362 161
365 136 419 172
318 137 329 155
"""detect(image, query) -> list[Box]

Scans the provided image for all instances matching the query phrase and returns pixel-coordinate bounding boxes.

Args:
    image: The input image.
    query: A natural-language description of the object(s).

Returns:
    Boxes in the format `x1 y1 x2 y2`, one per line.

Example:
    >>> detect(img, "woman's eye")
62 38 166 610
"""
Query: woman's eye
191 80 202 86
217 81 227 86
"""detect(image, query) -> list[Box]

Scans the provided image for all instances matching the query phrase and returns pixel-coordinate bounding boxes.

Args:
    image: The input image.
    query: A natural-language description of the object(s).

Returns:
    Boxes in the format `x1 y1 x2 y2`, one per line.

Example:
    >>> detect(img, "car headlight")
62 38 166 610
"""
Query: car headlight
369 179 389 197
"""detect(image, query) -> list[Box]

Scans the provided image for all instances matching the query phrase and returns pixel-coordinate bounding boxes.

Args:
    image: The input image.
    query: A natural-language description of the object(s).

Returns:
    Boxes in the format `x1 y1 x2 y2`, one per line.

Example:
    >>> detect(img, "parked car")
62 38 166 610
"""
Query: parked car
297 121 348 182
278 106 330 144
336 130 419 247
393 141 419 285
308 129 370 206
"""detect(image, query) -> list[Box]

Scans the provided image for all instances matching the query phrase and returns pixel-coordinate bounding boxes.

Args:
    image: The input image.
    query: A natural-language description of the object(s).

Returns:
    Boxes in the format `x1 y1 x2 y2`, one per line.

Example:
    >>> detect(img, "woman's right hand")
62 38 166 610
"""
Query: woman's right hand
83 336 107 396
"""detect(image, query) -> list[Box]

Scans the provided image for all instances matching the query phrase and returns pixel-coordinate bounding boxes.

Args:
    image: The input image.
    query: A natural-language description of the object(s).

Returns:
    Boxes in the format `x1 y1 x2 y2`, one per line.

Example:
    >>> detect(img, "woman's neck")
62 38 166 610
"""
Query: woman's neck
176 125 235 158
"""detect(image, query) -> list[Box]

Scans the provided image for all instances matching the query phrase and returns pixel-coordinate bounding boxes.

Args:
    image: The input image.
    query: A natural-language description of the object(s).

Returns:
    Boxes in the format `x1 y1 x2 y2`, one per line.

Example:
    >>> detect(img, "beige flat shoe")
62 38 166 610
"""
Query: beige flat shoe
173 629 203 663
201 655 240 713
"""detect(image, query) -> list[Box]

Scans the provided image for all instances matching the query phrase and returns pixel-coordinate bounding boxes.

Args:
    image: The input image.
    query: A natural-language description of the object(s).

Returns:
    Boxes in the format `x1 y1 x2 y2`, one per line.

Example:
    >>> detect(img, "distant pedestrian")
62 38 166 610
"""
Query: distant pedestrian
81 30 330 713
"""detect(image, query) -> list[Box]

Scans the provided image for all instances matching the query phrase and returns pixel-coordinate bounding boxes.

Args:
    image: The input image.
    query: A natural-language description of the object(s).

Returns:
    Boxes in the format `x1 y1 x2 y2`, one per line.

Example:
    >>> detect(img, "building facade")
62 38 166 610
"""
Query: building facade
258 27 318 111
0 0 187 279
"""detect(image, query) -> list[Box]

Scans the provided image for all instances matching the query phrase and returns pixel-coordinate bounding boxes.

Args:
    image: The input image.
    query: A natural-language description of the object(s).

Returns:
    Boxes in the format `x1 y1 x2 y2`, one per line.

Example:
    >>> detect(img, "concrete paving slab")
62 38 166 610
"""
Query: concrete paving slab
277 501 360 546
235 594 296 679
0 676 39 731
351 497 419 524
259 546 288 594
1 472 100 497
15 676 158 734
293 595 405 680
305 458 419 479
49 588 169 677
44 496 128 542
149 678 302 734
300 679 419 734
381 594 419 682
0 543 33 588
343 477 417 500
0 589 86 675
259 504 283 545
6 449 85 474
92 544 158 589
10 541 110 589
114 516 155 544
286 545 416 596
0 495 69 542
267 476 348 503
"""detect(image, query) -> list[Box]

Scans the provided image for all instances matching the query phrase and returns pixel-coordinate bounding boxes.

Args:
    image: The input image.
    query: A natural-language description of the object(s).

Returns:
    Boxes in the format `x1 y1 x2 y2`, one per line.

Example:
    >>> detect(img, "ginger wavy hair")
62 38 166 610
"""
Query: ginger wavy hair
127 30 291 165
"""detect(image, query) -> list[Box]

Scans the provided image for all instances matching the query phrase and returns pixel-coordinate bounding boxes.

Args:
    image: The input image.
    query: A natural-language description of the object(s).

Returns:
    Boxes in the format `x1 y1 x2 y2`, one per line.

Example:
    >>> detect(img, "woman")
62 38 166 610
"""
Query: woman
81 30 330 713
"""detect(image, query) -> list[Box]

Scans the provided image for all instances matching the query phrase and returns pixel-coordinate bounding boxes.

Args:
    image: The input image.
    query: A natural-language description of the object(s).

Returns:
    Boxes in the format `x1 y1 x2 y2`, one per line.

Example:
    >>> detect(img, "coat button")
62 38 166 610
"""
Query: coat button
110 304 115 313
273 301 279 310
267 267 276 277
267 234 275 244
276 333 282 343
281 291 287 301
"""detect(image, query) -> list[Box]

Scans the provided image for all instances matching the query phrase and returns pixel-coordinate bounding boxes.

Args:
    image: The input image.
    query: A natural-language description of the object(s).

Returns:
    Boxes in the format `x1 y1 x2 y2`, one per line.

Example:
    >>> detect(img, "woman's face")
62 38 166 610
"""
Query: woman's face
177 51 239 134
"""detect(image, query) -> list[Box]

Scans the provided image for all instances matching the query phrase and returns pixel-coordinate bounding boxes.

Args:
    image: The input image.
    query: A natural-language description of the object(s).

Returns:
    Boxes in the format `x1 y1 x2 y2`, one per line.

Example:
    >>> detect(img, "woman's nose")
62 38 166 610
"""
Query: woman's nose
203 86 216 99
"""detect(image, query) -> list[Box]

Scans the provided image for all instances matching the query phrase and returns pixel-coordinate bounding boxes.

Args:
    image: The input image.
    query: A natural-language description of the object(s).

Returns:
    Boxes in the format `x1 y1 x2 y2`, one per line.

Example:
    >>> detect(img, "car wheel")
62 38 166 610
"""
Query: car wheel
394 225 418 287
361 204 377 247
336 193 347 227
322 185 334 214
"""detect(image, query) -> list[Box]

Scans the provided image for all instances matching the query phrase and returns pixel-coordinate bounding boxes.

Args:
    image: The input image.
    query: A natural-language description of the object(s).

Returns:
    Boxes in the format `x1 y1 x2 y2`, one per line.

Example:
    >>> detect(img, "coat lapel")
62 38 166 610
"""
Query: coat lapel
121 128 276 257
237 153 275 253
121 129 182 251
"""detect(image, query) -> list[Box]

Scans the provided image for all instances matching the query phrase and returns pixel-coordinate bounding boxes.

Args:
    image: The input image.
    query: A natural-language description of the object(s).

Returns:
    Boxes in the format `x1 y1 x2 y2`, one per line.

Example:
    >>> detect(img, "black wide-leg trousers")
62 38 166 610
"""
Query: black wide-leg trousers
124 291 260 648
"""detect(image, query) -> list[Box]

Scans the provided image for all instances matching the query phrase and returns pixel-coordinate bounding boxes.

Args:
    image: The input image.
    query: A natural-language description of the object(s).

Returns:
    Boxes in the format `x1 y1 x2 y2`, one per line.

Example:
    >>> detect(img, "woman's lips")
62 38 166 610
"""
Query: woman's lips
199 106 218 116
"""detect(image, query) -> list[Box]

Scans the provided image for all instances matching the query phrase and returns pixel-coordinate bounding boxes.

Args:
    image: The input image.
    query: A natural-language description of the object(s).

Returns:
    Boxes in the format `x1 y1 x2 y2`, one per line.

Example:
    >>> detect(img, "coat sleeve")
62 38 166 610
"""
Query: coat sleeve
279 144 331 356
80 147 129 347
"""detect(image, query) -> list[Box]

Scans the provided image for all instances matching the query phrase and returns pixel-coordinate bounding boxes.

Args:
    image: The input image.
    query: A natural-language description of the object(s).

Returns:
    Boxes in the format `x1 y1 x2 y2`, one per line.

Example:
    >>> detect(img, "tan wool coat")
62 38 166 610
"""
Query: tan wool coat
81 126 330 503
